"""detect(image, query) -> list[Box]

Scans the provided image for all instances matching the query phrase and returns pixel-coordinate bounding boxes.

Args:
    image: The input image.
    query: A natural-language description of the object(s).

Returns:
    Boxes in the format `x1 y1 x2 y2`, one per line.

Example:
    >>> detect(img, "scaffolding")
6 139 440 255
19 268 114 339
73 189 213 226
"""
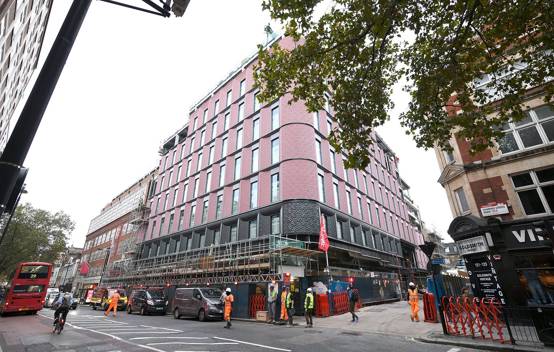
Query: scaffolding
103 235 320 287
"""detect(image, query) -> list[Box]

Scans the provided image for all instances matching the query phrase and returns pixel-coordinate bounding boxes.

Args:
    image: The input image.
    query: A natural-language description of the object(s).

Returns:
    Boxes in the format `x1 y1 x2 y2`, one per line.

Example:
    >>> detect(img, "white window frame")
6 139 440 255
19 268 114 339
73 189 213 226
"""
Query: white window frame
454 187 470 214
511 168 554 216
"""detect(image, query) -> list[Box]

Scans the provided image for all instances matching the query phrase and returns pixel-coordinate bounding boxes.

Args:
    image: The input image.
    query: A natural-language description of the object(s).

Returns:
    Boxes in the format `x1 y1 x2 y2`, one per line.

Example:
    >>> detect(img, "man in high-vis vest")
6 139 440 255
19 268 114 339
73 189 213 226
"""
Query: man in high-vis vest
223 288 234 328
285 287 294 326
304 288 314 328
268 284 278 323
408 282 420 322
280 287 289 323
105 290 120 318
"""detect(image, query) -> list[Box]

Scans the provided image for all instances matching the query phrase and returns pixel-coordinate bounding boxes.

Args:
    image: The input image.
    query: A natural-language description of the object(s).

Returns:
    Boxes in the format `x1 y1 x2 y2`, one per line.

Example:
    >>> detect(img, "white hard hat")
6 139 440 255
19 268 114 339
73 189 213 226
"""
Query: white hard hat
225 287 231 293
307 288 312 292
409 282 415 286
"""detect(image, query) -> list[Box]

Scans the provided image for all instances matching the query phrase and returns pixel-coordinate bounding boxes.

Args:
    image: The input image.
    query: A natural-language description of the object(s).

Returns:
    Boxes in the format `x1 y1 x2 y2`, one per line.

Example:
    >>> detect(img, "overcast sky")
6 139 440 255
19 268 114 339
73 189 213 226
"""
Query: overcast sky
17 0 453 247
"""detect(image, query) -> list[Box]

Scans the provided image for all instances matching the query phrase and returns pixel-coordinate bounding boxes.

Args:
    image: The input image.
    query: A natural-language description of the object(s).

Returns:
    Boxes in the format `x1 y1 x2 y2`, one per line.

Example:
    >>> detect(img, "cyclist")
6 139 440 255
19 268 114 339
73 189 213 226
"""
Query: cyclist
53 293 71 329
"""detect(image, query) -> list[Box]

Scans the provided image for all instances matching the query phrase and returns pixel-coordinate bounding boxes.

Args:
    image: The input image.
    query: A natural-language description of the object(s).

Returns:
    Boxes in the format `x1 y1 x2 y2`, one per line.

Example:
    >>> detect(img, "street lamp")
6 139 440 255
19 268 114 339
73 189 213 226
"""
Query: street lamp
0 0 189 221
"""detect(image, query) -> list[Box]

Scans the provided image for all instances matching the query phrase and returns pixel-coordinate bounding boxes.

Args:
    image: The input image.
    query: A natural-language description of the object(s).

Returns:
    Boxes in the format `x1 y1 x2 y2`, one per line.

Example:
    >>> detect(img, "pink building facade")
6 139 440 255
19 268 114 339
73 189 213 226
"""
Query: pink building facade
140 37 428 296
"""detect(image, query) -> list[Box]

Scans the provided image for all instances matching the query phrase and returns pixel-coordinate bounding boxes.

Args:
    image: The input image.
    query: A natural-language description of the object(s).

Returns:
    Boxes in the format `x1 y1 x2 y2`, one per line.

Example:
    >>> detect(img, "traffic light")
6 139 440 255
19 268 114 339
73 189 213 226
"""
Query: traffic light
171 0 190 17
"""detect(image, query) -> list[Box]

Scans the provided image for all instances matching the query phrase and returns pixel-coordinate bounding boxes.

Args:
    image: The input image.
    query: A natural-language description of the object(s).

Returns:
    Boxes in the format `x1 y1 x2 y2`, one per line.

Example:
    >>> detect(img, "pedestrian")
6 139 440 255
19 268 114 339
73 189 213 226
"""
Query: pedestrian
408 282 420 322
347 285 359 322
280 286 289 323
268 283 278 324
285 287 294 326
104 290 120 317
304 287 314 328
223 287 234 329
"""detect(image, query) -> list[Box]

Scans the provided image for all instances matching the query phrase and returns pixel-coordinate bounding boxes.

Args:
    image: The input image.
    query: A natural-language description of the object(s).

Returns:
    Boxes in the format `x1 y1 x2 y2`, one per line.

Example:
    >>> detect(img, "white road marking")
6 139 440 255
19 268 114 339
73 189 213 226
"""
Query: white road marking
130 337 210 341
213 337 292 352
447 349 461 352
140 325 183 332
108 331 180 335
147 342 238 346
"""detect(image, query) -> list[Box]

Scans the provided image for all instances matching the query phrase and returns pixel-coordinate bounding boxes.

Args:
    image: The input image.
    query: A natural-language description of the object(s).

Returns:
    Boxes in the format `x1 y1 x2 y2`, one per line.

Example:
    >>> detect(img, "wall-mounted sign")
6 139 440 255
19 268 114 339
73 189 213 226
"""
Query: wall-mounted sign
503 222 553 250
480 203 509 217
457 235 489 256
466 255 506 304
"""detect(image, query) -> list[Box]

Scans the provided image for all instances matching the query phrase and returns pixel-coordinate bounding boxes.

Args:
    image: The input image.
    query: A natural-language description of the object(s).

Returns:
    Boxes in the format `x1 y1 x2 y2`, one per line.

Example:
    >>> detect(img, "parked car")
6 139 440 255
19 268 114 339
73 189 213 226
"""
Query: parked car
127 288 167 315
173 287 224 321
51 293 78 310
90 288 128 311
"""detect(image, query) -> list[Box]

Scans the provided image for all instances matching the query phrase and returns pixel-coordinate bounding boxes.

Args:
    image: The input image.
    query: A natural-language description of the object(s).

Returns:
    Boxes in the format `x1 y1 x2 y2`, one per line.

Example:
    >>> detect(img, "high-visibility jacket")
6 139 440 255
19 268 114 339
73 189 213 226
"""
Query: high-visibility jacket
269 288 278 303
224 294 234 320
305 293 314 310
408 288 419 303
285 292 293 309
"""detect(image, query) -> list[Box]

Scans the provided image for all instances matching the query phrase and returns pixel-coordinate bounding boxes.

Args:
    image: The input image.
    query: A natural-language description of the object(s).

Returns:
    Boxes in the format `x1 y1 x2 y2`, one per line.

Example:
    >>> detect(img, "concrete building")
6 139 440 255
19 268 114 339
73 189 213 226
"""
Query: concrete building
74 169 157 298
50 246 83 292
0 0 52 152
107 37 428 316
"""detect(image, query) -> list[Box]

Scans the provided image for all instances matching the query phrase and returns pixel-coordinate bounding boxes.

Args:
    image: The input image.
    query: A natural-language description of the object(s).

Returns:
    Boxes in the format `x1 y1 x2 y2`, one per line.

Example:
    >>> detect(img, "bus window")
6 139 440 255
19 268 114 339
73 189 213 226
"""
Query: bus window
13 285 45 293
18 265 50 279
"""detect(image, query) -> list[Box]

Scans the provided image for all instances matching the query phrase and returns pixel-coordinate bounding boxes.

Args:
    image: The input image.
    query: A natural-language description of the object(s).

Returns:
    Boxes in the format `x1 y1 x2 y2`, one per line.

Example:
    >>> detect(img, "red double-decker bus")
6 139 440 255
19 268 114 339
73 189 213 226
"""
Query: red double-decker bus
0 262 53 315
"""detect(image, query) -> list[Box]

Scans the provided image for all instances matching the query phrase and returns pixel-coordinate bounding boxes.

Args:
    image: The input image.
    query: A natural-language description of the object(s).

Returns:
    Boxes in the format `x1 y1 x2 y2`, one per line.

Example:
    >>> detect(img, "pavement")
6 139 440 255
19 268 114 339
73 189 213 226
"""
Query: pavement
0 304 482 352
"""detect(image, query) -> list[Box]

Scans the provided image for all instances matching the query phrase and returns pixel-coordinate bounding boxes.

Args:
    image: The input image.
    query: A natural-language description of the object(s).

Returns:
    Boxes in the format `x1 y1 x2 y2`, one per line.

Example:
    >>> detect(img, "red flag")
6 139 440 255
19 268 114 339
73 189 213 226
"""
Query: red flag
79 261 90 276
318 216 330 252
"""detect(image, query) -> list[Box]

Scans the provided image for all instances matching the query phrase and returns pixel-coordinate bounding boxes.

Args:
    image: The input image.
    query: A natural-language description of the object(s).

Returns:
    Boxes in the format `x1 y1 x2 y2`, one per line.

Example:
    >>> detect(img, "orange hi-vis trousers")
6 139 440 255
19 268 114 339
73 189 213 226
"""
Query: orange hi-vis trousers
280 292 288 321
408 289 420 322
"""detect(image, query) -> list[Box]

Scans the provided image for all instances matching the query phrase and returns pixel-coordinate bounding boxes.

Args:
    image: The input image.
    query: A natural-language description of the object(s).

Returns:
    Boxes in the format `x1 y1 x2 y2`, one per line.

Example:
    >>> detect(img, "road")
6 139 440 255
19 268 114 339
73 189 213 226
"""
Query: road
0 306 480 352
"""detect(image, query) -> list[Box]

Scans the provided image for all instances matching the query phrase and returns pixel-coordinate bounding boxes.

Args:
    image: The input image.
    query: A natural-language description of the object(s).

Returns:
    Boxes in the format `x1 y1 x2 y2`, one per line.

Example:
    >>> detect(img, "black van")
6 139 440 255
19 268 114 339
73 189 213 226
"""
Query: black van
127 288 167 315
173 287 224 321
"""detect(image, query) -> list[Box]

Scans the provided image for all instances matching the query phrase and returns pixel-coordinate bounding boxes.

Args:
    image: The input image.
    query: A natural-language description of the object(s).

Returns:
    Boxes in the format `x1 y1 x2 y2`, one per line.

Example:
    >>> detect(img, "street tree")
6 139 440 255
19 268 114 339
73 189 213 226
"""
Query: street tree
0 203 74 282
255 0 554 168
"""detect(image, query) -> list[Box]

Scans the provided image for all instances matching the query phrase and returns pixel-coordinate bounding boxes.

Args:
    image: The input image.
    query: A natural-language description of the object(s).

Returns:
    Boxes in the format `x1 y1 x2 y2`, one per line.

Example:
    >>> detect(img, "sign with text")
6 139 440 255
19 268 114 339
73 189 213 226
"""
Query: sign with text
457 236 489 256
503 222 553 250
466 255 506 304
480 203 509 217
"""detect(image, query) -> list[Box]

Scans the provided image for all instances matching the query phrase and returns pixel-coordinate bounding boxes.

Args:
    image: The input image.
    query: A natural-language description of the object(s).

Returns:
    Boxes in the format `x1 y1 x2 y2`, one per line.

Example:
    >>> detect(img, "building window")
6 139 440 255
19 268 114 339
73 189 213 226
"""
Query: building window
367 201 373 224
444 149 455 164
190 205 196 227
186 235 193 251
163 192 170 211
205 171 212 193
202 200 209 223
271 215 280 235
173 189 179 208
271 173 280 202
346 190 352 214
178 208 185 230
271 106 279 130
159 217 165 236
333 182 340 209
249 220 257 239
253 118 260 140
313 112 319 130
182 183 189 203
230 224 238 242
251 148 259 173
189 137 195 153
219 164 226 187
234 156 241 180
336 221 343 240
236 128 243 149
186 159 192 177
199 232 206 248
200 129 206 145
232 189 240 214
349 225 355 243
497 105 554 153
250 180 258 208
317 173 326 202
211 121 218 140
214 100 220 115
315 139 322 164
226 90 232 106
330 150 336 173
238 102 245 121
363 174 368 194
327 119 332 134
375 206 381 227
239 79 246 96
197 152 203 171
151 221 156 237
201 109 208 124
193 117 197 130
168 213 175 234
254 92 261 111
193 178 199 198
224 113 230 131
454 187 470 213
511 168 554 215
354 171 359 189
177 165 182 182
209 145 215 164
357 197 364 220
216 195 223 219
221 137 228 157
214 229 221 245
271 138 279 164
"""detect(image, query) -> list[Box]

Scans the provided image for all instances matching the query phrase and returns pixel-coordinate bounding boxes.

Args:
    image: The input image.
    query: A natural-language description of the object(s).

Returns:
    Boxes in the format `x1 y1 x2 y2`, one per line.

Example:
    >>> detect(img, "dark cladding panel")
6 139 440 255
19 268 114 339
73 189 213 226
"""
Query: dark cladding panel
283 201 319 235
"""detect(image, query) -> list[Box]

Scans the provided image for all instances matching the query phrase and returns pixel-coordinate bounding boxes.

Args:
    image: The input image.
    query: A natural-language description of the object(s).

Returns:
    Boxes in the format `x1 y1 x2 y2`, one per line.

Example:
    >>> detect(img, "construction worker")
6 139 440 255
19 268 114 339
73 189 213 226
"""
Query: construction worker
105 290 120 318
268 283 278 323
285 287 294 326
408 282 420 322
223 287 234 328
304 288 314 328
280 286 289 323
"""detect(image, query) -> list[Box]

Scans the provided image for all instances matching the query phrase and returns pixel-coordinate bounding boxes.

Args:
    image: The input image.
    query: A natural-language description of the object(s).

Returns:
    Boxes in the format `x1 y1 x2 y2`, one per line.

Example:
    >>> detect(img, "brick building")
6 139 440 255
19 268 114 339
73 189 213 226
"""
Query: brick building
0 0 52 152
106 37 428 314
73 169 157 298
